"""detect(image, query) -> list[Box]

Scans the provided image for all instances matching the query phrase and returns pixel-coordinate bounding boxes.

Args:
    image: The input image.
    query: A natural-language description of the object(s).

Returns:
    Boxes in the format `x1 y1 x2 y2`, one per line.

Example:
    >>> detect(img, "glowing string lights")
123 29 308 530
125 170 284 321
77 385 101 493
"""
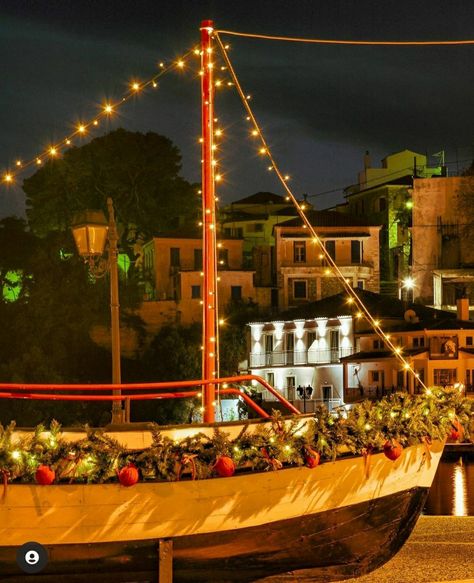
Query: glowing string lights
214 31 428 391
1 49 196 185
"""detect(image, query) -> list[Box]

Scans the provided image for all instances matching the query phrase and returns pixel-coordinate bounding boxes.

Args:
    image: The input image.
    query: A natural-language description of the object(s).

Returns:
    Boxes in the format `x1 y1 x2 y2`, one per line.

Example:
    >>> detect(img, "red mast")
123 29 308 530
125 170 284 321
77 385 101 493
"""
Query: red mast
200 20 217 422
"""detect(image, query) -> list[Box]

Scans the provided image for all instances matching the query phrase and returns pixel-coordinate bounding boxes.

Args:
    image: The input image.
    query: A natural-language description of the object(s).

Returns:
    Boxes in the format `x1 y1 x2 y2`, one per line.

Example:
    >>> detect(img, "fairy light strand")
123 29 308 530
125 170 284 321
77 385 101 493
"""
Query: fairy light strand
214 32 427 391
1 48 196 185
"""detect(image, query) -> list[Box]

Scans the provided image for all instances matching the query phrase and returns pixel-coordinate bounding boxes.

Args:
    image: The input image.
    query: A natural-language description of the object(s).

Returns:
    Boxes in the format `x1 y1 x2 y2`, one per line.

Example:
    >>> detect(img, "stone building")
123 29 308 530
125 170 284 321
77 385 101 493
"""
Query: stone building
411 175 474 311
139 231 258 331
274 210 381 310
342 149 442 296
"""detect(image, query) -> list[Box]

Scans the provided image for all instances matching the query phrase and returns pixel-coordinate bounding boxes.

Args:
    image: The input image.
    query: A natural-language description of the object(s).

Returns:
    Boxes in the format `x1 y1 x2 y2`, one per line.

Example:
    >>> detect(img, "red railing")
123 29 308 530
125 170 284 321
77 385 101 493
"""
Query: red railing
0 375 300 419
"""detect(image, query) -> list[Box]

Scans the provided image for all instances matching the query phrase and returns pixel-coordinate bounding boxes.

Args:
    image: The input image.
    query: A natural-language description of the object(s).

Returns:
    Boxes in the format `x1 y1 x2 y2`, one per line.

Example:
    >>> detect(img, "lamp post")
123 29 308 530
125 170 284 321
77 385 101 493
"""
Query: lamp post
71 197 127 424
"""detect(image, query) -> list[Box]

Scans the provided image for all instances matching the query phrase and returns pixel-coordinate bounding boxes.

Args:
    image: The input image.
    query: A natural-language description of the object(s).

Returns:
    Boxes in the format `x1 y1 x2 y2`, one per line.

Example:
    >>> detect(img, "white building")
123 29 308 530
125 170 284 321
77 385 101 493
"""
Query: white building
249 314 354 411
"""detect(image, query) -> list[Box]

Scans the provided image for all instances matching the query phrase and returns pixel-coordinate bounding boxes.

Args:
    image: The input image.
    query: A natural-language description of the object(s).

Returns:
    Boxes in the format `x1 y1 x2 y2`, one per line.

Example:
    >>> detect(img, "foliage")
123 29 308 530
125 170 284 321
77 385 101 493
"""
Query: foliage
1 388 472 486
23 128 199 241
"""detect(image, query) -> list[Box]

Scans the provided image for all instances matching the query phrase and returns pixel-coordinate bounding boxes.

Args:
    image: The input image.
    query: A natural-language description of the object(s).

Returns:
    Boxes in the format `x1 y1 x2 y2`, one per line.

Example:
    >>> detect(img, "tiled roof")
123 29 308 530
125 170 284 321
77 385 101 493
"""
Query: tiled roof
231 192 286 205
340 347 428 362
276 210 380 228
252 290 456 327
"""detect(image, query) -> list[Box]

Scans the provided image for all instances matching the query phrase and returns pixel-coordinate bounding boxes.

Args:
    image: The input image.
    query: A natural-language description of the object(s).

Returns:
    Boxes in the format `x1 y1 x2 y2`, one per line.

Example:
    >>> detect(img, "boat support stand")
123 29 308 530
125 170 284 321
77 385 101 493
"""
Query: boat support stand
158 538 173 582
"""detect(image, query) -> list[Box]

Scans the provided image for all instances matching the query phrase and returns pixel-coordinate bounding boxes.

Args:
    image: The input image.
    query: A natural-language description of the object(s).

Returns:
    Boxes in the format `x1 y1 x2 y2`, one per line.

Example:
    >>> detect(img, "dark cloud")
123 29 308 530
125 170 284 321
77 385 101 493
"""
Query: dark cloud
0 0 473 216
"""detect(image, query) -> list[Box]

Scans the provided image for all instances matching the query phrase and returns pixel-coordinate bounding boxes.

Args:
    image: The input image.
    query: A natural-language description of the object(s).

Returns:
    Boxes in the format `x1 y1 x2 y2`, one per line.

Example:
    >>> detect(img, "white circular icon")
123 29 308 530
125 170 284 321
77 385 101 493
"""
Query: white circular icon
25 550 40 565
16 541 48 574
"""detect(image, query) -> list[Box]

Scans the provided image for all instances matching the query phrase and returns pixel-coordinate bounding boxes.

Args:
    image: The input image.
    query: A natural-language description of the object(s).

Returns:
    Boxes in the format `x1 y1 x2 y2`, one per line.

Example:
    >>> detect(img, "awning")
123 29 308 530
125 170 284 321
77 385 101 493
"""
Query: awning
303 320 318 329
326 318 341 327
262 323 275 331
283 322 296 330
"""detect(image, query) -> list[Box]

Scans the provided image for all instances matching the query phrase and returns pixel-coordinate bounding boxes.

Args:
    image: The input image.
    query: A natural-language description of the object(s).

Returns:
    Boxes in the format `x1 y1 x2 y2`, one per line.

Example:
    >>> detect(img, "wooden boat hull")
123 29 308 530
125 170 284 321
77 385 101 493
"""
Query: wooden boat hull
0 439 442 581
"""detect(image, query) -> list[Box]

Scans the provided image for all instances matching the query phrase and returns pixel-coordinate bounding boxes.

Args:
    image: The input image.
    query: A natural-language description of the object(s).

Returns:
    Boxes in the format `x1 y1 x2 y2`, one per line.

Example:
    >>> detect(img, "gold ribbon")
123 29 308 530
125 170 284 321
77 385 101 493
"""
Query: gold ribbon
261 447 283 471
177 454 198 481
0 468 10 500
362 447 372 479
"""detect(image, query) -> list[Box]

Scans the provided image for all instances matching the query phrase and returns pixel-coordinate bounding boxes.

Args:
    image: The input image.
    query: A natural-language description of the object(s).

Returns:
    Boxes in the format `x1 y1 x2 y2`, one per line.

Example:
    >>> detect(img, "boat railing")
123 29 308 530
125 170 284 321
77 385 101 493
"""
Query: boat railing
0 374 300 421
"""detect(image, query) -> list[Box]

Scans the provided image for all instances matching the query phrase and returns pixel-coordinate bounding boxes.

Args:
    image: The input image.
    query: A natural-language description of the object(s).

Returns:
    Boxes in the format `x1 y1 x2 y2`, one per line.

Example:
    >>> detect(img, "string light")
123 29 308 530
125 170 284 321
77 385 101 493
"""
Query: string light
214 32 428 390
1 47 194 184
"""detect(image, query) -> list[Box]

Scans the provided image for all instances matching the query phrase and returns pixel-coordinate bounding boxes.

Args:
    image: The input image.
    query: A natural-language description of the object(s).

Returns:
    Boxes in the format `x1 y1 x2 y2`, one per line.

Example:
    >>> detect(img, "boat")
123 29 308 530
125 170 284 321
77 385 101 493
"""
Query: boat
0 19 465 583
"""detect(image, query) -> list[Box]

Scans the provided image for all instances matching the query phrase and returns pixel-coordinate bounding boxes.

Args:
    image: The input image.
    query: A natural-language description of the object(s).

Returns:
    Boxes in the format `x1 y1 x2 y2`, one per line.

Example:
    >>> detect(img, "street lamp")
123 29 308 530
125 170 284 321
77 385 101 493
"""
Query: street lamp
71 197 127 424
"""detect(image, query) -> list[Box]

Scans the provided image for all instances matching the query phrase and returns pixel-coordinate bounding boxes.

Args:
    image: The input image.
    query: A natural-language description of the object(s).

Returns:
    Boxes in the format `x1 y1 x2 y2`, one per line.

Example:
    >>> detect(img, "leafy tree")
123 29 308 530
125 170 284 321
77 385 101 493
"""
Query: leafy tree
23 128 200 242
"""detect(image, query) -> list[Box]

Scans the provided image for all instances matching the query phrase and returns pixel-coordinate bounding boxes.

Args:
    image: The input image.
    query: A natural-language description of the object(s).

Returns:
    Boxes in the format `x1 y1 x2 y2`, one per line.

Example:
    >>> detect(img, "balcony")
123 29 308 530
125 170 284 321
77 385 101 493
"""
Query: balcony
249 347 353 368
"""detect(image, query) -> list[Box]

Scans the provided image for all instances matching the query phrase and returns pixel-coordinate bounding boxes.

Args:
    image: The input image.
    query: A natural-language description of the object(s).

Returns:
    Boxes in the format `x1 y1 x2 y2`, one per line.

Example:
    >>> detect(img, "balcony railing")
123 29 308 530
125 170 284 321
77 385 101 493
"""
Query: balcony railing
249 347 353 368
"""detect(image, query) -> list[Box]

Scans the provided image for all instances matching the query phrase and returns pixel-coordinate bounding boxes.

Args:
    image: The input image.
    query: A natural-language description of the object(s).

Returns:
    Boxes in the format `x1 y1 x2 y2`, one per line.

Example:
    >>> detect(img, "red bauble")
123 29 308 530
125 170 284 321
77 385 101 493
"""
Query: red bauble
305 452 320 468
214 456 235 477
35 464 55 485
383 440 403 461
118 464 139 487
449 420 463 441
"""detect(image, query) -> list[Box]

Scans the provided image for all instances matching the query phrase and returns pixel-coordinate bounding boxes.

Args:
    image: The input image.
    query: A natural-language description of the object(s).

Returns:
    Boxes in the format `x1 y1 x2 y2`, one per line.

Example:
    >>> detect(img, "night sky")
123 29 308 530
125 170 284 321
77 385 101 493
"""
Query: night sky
1 0 473 218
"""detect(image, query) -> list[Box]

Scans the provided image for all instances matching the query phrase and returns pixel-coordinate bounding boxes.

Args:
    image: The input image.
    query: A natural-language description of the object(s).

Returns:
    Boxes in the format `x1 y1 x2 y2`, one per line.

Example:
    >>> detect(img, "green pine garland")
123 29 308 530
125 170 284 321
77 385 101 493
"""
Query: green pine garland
0 387 472 485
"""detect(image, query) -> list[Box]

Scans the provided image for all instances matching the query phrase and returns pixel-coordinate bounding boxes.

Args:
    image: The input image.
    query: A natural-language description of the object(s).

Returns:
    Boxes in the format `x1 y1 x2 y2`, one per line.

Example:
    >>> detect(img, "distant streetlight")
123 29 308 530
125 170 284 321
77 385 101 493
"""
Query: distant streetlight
71 197 127 424
399 276 416 302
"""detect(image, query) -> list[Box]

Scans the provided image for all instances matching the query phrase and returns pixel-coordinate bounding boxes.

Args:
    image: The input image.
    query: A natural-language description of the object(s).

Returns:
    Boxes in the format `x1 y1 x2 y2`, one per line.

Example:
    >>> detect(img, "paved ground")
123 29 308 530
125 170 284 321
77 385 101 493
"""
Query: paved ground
265 516 474 583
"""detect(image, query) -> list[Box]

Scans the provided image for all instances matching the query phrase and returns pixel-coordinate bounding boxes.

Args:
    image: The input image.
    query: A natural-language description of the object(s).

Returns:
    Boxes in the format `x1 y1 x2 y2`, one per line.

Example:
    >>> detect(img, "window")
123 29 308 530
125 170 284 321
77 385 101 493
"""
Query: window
370 370 380 382
356 280 365 289
325 240 336 261
265 334 273 353
231 285 242 301
224 227 243 238
373 339 384 350
467 336 473 346
194 249 202 270
191 285 201 299
413 337 425 348
307 331 316 347
351 240 362 264
218 248 229 268
246 223 264 233
170 247 180 267
378 197 387 212
434 369 457 386
267 372 274 387
293 241 306 263
293 280 307 299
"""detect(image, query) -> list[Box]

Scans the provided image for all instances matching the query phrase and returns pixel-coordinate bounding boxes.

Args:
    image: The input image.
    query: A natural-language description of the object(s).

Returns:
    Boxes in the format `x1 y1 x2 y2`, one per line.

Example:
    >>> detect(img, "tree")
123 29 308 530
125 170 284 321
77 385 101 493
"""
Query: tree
23 128 200 241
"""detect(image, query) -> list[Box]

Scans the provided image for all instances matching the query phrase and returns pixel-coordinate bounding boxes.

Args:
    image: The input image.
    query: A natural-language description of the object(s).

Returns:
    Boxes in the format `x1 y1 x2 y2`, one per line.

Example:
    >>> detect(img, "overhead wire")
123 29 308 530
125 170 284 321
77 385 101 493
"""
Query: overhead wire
216 30 474 46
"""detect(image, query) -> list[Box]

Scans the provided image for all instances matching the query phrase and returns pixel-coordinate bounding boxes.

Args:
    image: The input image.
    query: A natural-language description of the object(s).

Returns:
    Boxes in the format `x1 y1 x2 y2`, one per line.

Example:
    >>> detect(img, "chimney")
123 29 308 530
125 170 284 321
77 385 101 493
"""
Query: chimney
363 150 371 170
457 297 470 321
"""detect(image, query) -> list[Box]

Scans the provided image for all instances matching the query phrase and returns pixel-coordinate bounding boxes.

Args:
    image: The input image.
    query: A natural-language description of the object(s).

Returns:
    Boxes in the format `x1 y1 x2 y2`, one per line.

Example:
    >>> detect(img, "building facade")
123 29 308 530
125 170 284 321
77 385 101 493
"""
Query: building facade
411 175 474 310
248 315 354 411
140 234 257 329
342 150 442 296
274 211 381 310
342 299 474 401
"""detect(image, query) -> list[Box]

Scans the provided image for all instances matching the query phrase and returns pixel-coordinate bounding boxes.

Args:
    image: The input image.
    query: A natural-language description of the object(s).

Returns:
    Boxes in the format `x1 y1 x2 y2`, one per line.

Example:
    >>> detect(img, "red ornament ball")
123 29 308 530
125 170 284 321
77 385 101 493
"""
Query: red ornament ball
118 464 139 487
35 464 55 485
214 456 235 477
305 451 320 469
449 420 463 441
383 440 403 461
